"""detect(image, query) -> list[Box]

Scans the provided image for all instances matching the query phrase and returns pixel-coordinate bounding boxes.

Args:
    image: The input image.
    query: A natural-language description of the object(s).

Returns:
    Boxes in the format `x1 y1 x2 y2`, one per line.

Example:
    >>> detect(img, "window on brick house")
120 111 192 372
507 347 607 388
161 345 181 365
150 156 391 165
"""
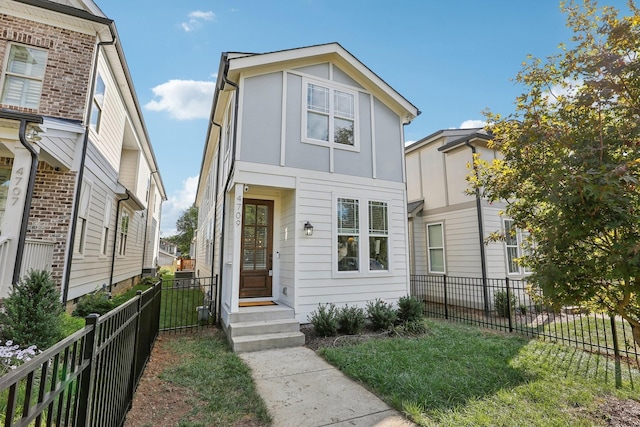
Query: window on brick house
74 182 92 255
1 44 48 109
118 209 130 256
89 73 105 133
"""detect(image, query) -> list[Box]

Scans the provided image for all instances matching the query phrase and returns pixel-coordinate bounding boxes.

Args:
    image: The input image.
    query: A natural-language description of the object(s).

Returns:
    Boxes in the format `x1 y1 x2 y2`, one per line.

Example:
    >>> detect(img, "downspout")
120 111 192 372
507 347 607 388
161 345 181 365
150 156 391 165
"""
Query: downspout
109 193 129 293
13 118 43 284
62 26 116 303
140 171 158 274
465 140 490 315
216 55 239 321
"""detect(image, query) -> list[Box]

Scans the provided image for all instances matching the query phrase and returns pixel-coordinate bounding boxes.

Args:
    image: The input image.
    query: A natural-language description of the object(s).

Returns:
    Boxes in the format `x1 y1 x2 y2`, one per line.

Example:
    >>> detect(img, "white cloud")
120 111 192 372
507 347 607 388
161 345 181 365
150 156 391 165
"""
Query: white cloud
161 175 199 236
459 120 487 129
181 10 215 32
145 80 215 120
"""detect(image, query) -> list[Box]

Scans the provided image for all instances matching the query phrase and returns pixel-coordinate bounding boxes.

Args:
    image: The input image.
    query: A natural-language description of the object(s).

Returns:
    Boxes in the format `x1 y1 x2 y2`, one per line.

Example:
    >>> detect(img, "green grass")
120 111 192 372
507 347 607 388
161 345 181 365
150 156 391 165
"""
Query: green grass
320 319 640 426
158 330 271 426
159 274 209 331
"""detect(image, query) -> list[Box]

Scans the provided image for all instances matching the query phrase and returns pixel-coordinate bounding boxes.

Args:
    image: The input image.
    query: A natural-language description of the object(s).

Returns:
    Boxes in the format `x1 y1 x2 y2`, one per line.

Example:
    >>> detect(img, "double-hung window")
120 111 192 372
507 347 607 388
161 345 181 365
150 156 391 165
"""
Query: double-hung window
504 219 531 274
304 79 356 147
118 210 130 256
336 197 390 273
368 201 388 271
100 198 112 256
74 182 92 255
1 44 48 109
427 223 445 273
89 73 105 133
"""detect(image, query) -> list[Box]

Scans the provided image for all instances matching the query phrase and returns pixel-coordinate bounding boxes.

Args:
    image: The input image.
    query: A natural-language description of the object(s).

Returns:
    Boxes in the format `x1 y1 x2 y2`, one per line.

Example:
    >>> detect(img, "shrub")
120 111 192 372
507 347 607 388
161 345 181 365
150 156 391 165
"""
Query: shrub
308 303 338 337
0 270 63 349
494 290 517 318
397 295 423 323
366 299 397 331
73 288 115 317
60 313 85 337
337 305 365 335
393 319 428 337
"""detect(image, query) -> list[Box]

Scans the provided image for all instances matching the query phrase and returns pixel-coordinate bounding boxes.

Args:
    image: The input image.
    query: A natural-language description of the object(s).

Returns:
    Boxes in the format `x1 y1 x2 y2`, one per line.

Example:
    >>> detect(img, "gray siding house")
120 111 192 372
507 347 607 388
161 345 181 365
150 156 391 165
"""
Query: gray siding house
195 43 419 351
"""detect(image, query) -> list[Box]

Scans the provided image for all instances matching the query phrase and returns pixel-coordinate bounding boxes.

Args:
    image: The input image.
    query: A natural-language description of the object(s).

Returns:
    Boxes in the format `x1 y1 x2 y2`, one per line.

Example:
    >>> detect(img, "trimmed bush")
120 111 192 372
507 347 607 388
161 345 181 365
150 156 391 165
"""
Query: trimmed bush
73 288 115 317
338 305 366 335
0 270 63 349
494 290 517 318
397 295 423 323
308 303 339 337
366 299 397 331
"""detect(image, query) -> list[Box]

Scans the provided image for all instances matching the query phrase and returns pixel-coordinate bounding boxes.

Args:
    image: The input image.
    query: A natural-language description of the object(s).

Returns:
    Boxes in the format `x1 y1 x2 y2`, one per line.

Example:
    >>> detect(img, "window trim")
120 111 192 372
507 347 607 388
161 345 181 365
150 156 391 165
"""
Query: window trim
118 208 130 257
503 218 531 275
74 181 93 257
89 72 105 133
301 77 359 152
333 195 393 277
0 43 48 110
426 222 446 274
100 197 112 257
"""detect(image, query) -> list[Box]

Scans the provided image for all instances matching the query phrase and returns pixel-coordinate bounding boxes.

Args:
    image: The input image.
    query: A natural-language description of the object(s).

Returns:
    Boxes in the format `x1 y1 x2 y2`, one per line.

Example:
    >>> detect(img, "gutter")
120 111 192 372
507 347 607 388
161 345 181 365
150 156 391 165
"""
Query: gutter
61 24 116 303
4 112 44 284
464 140 490 315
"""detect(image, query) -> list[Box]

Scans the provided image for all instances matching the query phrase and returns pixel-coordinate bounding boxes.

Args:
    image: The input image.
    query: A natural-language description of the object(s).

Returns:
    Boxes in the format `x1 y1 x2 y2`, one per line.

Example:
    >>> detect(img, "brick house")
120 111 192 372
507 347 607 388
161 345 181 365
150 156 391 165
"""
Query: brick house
0 0 166 304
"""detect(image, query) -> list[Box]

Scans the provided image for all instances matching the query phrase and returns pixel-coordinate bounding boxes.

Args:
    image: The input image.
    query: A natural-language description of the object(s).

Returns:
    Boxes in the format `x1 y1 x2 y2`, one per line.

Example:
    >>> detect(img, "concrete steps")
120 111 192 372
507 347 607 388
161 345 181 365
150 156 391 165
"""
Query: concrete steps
227 305 305 353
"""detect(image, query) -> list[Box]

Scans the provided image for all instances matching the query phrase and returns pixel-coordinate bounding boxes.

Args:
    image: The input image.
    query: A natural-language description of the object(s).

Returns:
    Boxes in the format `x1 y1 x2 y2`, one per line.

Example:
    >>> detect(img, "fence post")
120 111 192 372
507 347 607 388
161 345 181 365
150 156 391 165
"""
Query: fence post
76 314 99 427
443 275 449 320
128 291 143 408
610 316 622 388
505 277 513 332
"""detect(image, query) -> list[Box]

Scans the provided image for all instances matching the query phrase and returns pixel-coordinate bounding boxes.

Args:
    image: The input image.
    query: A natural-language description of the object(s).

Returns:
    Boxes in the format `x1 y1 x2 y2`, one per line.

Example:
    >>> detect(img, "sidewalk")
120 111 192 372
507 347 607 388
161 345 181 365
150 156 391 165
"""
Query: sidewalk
239 346 416 427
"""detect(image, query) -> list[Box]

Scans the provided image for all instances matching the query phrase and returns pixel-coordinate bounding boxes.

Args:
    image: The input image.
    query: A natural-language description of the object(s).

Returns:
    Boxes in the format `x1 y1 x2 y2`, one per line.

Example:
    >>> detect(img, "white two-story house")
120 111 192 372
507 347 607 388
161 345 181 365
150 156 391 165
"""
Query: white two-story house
195 43 419 351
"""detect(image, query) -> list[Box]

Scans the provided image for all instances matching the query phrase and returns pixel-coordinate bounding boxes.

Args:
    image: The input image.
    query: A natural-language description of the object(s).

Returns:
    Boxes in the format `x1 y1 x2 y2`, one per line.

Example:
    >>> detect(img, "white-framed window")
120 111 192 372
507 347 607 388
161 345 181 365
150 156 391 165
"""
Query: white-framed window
368 201 388 271
74 182 92 255
426 222 445 273
118 209 130 256
336 197 391 273
89 73 105 133
504 219 531 275
303 78 358 149
100 197 112 256
1 44 48 109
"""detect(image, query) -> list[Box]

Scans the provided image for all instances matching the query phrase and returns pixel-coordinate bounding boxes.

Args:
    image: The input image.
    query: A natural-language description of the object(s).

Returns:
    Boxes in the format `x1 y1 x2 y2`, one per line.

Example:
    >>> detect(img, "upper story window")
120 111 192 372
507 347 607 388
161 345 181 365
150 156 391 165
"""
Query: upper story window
303 78 357 149
1 44 48 109
90 73 105 132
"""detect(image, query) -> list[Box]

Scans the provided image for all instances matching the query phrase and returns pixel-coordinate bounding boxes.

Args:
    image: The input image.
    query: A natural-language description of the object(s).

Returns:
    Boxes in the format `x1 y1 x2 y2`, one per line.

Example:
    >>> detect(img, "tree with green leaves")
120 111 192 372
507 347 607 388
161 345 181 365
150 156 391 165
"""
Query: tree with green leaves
471 0 640 345
165 205 198 256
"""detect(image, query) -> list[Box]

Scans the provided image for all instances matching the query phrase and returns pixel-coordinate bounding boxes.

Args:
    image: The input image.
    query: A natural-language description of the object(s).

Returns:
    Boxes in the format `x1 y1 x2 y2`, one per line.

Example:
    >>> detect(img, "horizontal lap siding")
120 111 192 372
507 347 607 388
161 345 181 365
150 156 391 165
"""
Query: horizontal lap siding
295 175 408 323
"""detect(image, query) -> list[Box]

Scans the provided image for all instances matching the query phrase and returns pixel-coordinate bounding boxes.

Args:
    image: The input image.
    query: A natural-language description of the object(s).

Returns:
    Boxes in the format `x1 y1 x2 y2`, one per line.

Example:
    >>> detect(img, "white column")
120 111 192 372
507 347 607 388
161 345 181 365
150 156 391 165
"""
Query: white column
229 183 244 312
0 144 37 296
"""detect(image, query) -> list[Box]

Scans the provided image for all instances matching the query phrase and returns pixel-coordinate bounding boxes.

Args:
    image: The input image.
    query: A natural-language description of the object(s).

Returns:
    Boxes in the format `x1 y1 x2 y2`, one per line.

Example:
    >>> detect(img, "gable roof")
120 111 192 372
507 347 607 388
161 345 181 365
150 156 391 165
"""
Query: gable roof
405 128 491 154
223 42 419 124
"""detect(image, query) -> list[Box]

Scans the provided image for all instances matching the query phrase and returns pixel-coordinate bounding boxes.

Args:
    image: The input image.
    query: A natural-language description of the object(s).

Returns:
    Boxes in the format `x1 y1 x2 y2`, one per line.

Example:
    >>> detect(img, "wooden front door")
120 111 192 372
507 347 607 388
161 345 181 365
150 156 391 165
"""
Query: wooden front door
240 199 274 298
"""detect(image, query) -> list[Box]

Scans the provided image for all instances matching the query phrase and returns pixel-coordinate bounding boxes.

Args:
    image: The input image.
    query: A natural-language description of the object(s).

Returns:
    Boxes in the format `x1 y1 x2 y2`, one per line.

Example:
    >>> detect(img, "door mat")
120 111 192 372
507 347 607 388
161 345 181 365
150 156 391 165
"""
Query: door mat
239 301 277 307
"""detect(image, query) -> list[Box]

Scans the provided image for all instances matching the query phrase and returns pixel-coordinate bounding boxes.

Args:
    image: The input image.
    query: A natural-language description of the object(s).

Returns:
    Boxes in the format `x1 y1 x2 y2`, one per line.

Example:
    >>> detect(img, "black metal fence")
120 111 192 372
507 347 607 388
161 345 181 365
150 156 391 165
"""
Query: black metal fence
159 275 217 333
410 274 640 368
0 280 161 427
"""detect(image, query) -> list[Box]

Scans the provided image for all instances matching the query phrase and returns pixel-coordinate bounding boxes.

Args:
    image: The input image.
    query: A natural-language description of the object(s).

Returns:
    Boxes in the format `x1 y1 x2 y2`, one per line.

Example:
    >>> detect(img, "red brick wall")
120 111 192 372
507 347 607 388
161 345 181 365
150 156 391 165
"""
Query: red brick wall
0 14 96 121
27 162 76 286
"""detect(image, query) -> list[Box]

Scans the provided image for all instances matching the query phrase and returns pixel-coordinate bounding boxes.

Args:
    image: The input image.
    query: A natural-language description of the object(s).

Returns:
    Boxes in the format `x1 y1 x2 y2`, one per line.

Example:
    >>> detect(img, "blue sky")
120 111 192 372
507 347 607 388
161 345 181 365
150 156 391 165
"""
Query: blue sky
97 0 630 235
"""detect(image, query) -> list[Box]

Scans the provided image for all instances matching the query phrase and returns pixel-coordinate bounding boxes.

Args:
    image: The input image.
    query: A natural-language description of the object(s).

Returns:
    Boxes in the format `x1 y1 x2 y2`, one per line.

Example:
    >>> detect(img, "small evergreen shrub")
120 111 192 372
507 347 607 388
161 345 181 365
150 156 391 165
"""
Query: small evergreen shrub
397 295 423 323
73 288 115 317
494 290 517 318
394 319 428 337
366 299 397 331
337 305 365 335
0 269 63 349
308 303 338 337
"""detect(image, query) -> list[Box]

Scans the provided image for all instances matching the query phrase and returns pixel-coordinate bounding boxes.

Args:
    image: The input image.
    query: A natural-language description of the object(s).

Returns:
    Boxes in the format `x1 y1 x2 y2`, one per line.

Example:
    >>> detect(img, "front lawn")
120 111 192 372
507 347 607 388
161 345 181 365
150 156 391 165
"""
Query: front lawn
319 319 640 426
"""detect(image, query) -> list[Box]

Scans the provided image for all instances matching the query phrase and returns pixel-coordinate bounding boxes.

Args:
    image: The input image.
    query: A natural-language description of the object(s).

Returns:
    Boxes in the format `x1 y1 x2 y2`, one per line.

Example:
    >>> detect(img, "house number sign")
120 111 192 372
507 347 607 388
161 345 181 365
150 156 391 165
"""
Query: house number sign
235 193 243 227
11 167 25 206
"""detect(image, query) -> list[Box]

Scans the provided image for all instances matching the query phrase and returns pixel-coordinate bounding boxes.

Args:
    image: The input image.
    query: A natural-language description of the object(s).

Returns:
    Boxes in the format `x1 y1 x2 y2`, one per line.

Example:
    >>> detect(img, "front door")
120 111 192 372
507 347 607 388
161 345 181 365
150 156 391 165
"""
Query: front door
240 199 273 298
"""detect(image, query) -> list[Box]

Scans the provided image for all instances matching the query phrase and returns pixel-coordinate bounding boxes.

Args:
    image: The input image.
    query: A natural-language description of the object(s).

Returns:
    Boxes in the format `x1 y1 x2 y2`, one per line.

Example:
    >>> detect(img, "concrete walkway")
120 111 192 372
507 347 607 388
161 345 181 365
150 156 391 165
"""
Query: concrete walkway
239 346 416 427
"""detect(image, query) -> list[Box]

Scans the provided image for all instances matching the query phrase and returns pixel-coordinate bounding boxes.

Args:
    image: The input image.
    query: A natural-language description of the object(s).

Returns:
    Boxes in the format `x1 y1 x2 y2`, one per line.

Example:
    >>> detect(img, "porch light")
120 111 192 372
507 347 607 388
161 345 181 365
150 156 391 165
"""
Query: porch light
304 221 313 236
